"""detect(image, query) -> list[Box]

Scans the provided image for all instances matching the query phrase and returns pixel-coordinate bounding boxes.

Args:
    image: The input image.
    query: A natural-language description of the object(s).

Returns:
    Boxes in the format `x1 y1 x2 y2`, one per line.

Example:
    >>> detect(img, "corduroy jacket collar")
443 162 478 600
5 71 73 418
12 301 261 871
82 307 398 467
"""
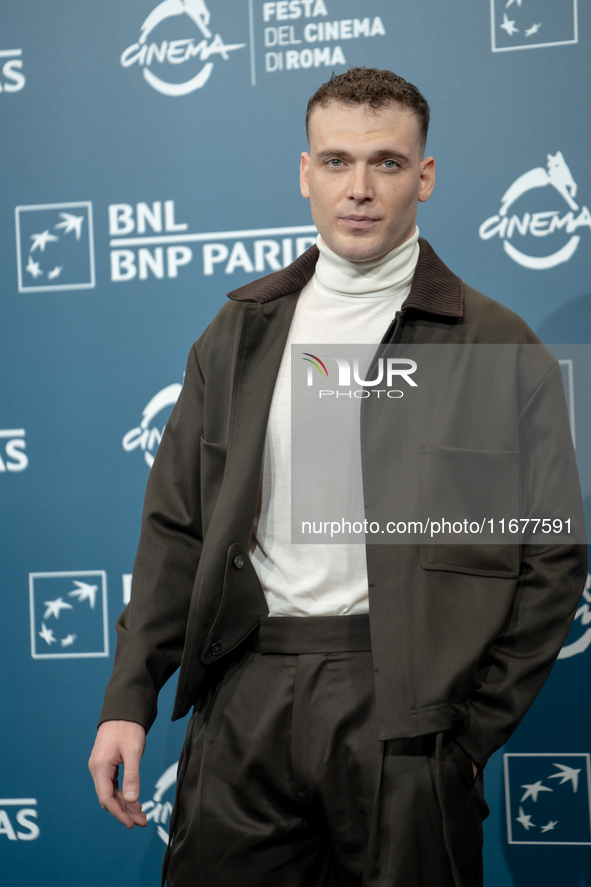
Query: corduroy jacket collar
227 237 464 318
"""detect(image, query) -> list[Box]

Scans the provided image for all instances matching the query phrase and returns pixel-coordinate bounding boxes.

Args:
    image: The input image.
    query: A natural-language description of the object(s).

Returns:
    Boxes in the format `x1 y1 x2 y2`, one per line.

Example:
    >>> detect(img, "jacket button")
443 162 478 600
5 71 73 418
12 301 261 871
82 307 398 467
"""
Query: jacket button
233 553 244 569
210 641 223 657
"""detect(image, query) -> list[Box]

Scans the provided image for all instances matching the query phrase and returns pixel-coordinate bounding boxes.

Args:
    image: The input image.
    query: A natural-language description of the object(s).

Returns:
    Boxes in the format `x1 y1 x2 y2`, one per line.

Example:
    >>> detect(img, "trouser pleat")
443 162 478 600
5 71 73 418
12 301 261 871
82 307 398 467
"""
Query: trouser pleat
164 618 486 887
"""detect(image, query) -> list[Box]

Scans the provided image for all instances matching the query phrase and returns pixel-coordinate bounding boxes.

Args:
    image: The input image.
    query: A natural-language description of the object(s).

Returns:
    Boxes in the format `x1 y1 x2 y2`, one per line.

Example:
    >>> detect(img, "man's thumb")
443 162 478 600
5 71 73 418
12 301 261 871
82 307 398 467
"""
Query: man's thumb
122 759 141 802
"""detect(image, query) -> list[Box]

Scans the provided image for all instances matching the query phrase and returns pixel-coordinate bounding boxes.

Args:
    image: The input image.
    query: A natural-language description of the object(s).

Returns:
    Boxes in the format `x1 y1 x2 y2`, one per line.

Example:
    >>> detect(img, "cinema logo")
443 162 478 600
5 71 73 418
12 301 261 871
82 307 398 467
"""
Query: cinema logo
141 762 178 844
123 382 183 467
109 199 317 281
121 0 246 96
559 574 591 660
303 352 418 399
479 152 590 270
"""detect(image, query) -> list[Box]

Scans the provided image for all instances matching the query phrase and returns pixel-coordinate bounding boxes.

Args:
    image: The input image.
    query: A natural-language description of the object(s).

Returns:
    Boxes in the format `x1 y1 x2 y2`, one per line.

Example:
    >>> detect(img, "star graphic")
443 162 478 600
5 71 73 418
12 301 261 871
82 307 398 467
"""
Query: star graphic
54 212 84 239
548 764 581 793
525 23 542 37
47 266 63 280
30 230 59 252
60 634 77 647
516 806 536 830
25 256 43 278
68 580 98 609
505 0 522 8
43 596 74 620
520 781 553 803
500 13 519 36
540 821 558 833
38 622 57 645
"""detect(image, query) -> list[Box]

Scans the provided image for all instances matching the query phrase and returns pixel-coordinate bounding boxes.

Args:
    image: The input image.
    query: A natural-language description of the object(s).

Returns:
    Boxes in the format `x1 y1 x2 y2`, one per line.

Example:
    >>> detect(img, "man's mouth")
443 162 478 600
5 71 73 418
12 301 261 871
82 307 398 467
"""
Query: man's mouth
339 216 380 230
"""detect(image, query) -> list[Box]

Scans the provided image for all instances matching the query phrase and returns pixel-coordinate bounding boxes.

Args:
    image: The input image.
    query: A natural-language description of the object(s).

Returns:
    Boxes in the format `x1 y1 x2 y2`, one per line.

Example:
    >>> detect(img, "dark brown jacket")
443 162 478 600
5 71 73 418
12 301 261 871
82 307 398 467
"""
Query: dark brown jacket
99 239 587 767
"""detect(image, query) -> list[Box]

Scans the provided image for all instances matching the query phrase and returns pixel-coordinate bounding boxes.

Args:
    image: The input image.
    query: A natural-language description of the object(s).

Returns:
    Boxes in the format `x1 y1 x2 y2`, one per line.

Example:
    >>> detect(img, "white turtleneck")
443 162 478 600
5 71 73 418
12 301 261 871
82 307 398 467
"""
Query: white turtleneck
250 228 420 616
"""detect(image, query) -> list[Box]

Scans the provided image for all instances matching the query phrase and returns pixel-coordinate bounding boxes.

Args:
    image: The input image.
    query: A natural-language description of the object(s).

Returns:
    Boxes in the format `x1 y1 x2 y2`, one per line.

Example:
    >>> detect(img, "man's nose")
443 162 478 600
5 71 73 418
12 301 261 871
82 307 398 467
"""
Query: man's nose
349 165 374 202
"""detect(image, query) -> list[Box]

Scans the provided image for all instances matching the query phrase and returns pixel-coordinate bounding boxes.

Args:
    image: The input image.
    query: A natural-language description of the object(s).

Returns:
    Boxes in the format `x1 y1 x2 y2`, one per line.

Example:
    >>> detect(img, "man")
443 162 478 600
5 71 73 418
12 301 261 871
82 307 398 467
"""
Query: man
89 69 586 886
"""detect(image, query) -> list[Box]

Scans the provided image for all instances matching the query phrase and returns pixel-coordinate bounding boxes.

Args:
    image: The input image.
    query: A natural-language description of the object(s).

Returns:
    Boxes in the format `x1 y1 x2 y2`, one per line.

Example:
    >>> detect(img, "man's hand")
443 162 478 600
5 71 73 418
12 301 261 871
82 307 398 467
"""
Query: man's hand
89 720 148 829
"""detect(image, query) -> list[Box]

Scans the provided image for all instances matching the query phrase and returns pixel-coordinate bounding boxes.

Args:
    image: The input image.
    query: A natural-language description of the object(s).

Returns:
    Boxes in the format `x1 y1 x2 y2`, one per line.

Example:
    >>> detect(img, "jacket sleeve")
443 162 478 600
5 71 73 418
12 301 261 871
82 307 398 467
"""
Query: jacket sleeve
98 341 206 733
457 359 588 766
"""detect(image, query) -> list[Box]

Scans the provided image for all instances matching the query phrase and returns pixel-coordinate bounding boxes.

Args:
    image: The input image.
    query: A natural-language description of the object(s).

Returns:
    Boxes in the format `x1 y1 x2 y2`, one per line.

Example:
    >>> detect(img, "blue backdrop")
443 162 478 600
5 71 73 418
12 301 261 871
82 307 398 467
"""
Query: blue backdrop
1 1 590 884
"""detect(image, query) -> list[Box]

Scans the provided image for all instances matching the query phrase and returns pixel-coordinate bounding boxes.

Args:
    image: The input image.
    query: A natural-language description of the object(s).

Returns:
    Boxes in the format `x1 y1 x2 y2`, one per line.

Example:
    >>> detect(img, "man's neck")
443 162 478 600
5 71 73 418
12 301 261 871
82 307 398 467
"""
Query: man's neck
315 227 420 299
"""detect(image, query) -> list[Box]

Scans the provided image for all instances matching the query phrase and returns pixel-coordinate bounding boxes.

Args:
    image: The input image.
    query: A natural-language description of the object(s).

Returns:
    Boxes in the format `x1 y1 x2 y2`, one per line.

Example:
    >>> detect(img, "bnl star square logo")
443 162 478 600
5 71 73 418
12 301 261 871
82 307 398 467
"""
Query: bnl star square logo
491 0 578 52
479 152 590 270
15 202 95 293
29 571 109 659
504 753 591 845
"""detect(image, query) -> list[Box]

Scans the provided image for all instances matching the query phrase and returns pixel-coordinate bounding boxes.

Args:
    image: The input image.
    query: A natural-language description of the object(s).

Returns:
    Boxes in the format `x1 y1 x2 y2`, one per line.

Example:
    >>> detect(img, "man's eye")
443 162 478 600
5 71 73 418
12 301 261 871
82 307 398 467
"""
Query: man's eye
382 160 398 169
328 159 343 167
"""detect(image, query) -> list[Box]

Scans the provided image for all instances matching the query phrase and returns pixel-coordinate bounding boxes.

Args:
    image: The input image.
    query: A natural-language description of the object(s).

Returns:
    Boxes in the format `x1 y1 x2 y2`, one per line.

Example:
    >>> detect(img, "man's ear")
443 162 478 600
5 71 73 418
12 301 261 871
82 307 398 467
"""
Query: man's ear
418 156 435 203
300 152 311 199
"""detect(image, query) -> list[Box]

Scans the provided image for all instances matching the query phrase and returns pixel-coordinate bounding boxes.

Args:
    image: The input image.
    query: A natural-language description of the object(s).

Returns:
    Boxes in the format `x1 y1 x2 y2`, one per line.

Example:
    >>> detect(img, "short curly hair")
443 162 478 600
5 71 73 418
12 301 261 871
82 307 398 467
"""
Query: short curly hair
306 67 430 155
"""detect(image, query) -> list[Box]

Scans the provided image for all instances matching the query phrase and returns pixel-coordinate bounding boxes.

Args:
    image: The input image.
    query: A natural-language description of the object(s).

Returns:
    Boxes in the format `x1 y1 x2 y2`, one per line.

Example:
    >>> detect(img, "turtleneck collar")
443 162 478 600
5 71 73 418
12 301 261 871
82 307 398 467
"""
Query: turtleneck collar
314 226 420 300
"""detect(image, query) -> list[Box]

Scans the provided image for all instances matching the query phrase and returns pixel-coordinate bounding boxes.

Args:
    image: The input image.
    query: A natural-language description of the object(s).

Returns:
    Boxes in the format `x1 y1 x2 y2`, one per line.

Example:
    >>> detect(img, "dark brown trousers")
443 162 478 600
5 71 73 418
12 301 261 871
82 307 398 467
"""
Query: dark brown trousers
165 616 488 887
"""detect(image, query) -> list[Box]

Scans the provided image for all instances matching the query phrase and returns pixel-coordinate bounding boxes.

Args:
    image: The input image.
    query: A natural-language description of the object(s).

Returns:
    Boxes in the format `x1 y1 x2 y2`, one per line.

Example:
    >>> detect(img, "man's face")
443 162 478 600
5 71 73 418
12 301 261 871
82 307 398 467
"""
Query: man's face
300 101 435 262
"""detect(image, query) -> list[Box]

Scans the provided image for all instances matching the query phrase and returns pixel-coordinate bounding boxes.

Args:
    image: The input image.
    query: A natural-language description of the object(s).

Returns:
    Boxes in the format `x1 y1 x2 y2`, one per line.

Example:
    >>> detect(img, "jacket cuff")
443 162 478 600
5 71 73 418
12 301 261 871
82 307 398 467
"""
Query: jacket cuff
97 694 157 734
454 717 498 769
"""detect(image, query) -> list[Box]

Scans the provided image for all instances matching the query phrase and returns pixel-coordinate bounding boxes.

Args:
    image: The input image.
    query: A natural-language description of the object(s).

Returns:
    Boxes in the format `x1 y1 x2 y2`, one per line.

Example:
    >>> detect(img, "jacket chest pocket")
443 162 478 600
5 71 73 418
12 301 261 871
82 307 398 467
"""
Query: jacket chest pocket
419 445 520 578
